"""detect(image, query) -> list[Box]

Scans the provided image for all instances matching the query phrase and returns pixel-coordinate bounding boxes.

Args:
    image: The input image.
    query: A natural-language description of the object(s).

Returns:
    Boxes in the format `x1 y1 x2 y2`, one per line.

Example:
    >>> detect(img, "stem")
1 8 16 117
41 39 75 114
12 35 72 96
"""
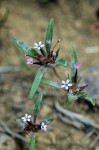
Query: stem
30 133 36 150
53 39 60 50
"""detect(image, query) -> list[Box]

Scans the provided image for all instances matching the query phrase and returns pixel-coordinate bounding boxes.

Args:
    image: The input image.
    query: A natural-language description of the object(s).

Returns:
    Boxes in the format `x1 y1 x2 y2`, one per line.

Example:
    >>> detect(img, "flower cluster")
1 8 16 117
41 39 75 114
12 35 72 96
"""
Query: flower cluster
60 62 88 95
26 40 59 67
21 114 48 132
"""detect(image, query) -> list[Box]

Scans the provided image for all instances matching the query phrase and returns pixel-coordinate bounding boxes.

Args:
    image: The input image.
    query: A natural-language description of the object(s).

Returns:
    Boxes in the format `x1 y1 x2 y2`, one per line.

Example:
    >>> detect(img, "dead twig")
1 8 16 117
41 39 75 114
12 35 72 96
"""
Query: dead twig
54 101 99 130
0 120 27 142
89 135 99 148
54 101 99 146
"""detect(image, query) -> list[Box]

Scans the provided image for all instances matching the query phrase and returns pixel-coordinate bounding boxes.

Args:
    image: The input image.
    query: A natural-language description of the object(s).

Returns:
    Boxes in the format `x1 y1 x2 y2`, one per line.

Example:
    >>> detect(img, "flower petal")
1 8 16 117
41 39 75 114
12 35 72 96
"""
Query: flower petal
39 41 42 45
28 115 31 118
61 85 66 88
66 79 70 84
25 114 28 117
68 83 72 87
65 86 69 90
61 80 66 84
41 44 44 48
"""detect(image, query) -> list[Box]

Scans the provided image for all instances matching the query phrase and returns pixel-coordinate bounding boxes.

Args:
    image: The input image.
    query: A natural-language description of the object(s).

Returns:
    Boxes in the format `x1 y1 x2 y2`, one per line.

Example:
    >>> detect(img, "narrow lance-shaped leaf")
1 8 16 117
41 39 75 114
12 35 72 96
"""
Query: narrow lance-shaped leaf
71 48 78 80
29 67 47 100
45 18 54 53
30 134 36 150
13 38 39 58
44 118 54 125
41 78 62 89
56 58 71 68
84 95 95 106
34 91 43 119
16 119 26 129
78 92 95 106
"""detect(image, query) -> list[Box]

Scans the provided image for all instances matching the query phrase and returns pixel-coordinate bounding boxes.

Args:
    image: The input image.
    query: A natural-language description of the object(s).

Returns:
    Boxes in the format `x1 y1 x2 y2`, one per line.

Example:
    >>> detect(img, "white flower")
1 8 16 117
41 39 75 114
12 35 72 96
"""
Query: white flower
33 41 44 50
21 114 31 122
41 122 47 131
61 79 72 90
26 57 33 64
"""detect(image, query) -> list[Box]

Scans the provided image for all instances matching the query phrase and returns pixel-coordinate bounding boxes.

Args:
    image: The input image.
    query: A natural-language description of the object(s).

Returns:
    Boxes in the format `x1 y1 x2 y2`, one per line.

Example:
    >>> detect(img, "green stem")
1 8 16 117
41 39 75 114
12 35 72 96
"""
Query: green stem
30 134 36 150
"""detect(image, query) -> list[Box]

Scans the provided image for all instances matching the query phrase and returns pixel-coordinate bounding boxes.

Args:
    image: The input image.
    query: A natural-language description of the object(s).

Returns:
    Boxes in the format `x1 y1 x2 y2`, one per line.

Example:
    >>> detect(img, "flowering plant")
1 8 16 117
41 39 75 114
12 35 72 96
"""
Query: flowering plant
13 18 95 150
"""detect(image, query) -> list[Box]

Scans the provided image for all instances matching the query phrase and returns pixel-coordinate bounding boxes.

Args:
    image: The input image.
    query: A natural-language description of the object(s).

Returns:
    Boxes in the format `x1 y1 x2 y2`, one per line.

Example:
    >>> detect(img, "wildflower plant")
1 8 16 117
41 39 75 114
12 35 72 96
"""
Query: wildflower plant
13 18 95 149
16 91 53 150
42 48 95 108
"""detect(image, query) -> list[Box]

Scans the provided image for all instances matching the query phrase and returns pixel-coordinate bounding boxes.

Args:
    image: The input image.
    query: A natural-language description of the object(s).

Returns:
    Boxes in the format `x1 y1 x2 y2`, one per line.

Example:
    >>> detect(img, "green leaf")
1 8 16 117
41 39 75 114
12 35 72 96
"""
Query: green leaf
78 91 87 97
45 18 54 53
30 134 36 150
64 93 77 108
71 48 78 79
16 119 26 128
29 67 47 100
56 58 71 68
13 38 39 57
34 91 43 118
71 48 78 65
84 95 95 106
41 78 62 89
44 118 54 125
56 48 60 58
78 92 95 106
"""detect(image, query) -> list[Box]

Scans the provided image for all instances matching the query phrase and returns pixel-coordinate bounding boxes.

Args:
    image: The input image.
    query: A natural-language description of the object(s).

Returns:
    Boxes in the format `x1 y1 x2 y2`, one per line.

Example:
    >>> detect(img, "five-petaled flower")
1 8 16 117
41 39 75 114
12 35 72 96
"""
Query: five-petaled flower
26 57 33 64
41 122 47 131
21 114 31 122
74 62 81 69
61 79 72 90
33 41 45 50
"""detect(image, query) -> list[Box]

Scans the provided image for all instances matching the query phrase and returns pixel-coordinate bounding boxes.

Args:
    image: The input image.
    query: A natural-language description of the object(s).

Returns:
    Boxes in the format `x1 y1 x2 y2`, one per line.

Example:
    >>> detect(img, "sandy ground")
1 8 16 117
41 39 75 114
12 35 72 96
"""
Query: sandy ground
0 0 99 149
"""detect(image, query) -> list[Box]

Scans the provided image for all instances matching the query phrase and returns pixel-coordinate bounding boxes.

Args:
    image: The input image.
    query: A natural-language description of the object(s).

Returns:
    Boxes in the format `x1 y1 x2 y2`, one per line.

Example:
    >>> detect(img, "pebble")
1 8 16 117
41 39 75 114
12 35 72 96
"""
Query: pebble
82 64 99 100
0 133 19 150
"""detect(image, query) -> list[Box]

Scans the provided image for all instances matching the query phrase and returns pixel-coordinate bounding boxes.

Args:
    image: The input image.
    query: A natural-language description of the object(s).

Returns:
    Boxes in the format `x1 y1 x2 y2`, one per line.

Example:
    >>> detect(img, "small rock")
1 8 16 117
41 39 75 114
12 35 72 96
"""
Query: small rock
40 105 52 118
82 65 99 101
38 134 51 144
0 133 19 150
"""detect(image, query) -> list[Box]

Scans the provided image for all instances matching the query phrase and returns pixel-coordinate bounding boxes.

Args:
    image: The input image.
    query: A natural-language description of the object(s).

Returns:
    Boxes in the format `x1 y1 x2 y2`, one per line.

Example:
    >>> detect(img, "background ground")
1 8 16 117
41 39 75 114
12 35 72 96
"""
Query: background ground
0 0 99 150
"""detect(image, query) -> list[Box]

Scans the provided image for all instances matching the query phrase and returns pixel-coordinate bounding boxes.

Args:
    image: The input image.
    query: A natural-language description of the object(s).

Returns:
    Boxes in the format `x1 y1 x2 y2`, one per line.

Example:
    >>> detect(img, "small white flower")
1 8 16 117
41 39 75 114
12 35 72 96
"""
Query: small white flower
41 122 47 131
26 57 33 64
61 79 72 90
21 114 31 122
33 41 44 50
